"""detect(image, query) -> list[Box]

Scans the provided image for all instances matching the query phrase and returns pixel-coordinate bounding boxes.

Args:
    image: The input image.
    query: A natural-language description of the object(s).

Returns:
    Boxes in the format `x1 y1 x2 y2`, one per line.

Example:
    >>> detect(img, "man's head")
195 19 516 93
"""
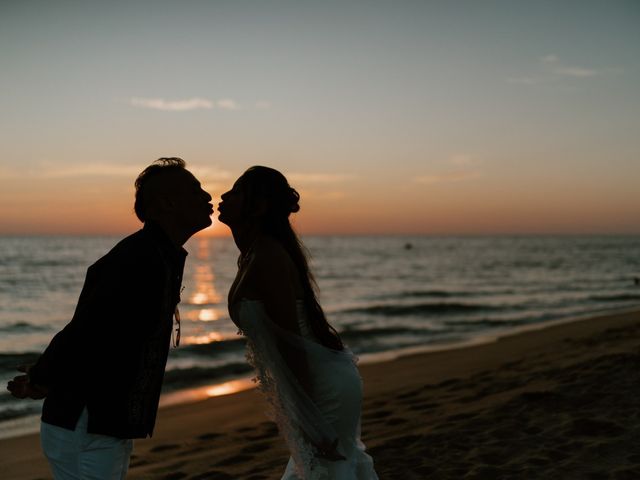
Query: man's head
135 158 213 242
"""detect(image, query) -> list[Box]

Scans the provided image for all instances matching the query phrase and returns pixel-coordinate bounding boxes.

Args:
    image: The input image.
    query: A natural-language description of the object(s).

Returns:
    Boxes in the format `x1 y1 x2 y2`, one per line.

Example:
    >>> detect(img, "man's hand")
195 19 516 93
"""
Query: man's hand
6 364 48 400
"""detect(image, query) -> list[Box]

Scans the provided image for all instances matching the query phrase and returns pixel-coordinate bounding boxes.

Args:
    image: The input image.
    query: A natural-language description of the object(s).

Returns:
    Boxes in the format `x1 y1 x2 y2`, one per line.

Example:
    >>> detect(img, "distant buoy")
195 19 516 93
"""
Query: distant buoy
404 243 413 250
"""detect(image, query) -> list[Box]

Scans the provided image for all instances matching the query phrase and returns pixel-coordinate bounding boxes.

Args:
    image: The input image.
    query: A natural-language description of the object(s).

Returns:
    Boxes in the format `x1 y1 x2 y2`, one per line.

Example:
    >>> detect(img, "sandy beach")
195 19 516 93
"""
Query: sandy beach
2 308 640 479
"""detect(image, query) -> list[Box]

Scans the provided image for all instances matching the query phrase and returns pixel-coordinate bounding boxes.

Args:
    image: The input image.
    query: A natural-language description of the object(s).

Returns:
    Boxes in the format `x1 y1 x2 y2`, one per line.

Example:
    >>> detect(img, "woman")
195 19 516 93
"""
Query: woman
218 166 378 479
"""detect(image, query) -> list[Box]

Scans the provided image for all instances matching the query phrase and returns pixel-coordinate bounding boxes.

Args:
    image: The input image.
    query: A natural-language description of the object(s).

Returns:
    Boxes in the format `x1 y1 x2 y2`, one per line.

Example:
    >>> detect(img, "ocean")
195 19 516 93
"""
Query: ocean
1 234 640 438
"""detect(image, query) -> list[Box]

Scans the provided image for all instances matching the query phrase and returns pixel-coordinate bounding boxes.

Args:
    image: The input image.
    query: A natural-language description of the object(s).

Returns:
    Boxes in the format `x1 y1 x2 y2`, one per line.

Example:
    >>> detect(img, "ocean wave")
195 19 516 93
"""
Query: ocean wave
0 322 50 333
588 293 640 302
182 301 222 307
342 302 503 317
172 337 246 357
340 327 429 344
445 317 532 329
0 352 40 373
382 290 463 299
22 259 82 268
0 404 42 422
380 289 516 300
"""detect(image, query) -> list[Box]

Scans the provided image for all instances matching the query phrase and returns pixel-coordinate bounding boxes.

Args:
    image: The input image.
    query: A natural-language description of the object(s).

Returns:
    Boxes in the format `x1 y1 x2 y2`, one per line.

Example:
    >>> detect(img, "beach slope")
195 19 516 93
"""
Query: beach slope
2 308 640 479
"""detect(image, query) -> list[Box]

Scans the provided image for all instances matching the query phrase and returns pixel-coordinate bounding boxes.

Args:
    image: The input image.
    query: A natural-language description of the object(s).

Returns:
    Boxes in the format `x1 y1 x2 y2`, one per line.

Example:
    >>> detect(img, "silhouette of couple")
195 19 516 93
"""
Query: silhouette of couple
7 158 378 480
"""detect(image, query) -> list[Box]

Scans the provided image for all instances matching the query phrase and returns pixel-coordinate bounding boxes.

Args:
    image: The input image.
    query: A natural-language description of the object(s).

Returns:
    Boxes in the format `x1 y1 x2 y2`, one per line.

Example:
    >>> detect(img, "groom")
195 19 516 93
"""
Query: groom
7 158 213 479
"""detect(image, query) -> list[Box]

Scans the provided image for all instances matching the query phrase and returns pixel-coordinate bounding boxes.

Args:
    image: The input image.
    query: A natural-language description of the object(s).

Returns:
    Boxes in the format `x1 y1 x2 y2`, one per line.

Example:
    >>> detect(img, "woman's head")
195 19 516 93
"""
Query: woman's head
219 166 344 351
218 166 299 231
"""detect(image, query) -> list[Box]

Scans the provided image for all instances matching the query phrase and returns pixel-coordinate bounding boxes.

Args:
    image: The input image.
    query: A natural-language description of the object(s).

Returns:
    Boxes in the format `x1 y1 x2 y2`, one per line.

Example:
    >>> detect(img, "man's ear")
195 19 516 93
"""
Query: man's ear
150 195 176 217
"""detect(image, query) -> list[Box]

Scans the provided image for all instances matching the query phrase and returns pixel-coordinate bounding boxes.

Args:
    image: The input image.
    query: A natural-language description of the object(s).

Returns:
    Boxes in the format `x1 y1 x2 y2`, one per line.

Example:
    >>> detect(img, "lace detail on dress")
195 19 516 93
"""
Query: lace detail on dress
236 300 357 479
244 336 324 478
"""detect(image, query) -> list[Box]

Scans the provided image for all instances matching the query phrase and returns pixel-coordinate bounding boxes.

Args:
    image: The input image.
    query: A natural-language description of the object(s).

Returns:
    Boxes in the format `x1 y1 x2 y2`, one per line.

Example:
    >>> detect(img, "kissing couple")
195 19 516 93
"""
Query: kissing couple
7 158 378 480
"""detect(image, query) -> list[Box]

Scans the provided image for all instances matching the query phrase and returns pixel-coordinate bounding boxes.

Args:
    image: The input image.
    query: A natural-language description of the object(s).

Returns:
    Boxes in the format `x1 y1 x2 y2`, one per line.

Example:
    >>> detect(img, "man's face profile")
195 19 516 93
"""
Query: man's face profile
169 170 213 233
148 169 213 234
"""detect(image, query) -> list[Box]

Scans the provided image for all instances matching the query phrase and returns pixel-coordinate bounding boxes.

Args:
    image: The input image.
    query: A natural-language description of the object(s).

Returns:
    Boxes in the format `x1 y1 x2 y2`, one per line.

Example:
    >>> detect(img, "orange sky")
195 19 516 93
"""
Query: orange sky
1 2 639 236
1 163 638 236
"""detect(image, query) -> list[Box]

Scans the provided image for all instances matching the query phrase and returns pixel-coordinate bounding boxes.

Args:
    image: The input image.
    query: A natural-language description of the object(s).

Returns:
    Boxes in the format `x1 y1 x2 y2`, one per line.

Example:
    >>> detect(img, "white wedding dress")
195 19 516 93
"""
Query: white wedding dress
234 300 378 480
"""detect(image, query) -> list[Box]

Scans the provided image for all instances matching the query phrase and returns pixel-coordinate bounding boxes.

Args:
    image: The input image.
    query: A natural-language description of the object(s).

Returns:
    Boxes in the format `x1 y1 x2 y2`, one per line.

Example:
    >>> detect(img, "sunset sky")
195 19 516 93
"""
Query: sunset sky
1 0 638 236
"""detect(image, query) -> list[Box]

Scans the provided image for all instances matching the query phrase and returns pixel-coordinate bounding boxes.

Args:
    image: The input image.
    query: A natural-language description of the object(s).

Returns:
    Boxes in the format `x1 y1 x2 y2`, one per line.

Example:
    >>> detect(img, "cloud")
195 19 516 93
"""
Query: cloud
449 154 479 167
509 54 604 85
286 173 353 184
190 166 233 179
7 162 234 186
129 97 273 112
38 163 143 178
415 171 480 185
275 172 353 203
553 66 597 78
541 54 559 64
295 188 347 201
216 99 239 111
0 162 149 180
189 165 234 183
507 76 542 85
543 54 600 78
130 97 214 111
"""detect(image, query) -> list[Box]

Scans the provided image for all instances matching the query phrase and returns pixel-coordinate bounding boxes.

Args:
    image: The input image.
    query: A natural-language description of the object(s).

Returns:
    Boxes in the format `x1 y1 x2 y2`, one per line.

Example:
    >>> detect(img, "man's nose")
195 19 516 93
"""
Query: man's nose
203 189 212 202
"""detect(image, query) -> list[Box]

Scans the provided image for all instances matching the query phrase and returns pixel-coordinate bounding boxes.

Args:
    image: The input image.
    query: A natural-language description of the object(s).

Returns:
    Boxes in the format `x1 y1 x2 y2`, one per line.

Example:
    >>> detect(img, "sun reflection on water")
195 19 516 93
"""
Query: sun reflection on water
182 237 227 345
159 378 256 407
183 308 220 322
182 332 224 344
188 238 222 306
189 265 221 305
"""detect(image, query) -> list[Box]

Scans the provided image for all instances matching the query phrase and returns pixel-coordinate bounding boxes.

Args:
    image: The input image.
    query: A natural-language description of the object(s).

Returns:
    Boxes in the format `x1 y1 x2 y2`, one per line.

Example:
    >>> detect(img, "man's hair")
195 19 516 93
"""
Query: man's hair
134 157 186 222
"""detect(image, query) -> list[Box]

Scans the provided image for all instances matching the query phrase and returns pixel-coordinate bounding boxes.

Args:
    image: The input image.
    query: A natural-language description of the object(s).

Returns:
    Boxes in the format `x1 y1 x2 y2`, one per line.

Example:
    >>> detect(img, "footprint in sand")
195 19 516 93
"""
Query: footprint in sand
447 412 478 422
188 471 234 480
407 401 438 412
364 409 392 420
214 454 254 467
244 431 276 441
196 432 223 441
160 472 188 480
394 434 423 447
396 388 422 401
436 378 465 390
368 399 388 408
150 443 180 453
385 417 409 426
242 423 279 441
566 418 625 437
241 441 272 454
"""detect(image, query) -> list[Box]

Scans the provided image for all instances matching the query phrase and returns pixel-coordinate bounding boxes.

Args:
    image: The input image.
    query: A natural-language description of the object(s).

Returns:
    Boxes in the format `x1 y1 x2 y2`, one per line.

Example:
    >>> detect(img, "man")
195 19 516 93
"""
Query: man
7 157 213 479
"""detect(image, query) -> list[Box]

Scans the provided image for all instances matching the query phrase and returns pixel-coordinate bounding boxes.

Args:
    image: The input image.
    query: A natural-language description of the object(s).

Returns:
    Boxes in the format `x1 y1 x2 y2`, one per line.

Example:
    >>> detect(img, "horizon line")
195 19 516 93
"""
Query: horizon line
1 231 639 238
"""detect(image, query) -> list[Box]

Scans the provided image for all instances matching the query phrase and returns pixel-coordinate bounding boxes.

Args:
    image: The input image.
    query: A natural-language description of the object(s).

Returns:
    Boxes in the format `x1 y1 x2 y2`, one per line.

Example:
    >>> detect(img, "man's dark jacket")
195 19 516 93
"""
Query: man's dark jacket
29 222 186 439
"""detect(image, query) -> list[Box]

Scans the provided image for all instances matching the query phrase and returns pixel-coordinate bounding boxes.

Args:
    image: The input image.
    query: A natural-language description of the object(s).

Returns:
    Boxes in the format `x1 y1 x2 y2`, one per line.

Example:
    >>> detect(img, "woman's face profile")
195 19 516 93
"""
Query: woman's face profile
217 177 246 227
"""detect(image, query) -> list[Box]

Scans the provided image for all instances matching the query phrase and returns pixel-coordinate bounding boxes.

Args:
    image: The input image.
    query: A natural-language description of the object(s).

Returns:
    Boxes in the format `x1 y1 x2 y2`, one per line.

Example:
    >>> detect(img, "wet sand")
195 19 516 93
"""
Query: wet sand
2 308 640 479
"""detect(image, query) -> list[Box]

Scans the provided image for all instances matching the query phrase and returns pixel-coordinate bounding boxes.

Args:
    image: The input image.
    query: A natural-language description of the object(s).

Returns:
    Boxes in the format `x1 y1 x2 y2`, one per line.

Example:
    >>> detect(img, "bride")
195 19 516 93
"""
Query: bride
217 166 378 479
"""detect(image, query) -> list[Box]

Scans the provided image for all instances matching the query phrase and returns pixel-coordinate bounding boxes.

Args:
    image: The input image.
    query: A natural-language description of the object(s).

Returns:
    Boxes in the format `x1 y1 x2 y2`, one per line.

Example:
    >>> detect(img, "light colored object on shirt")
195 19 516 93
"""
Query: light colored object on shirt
235 299 379 480
40 408 133 480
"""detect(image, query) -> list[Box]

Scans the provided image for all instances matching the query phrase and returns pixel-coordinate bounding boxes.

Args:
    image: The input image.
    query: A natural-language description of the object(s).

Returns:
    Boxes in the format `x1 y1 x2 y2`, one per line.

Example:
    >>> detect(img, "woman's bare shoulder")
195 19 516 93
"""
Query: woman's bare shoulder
249 237 302 297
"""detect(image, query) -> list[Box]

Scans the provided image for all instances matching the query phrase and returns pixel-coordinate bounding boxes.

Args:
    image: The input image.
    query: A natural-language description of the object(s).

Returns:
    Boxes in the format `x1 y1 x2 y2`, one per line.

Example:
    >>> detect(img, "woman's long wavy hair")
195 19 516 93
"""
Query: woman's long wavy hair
239 166 344 351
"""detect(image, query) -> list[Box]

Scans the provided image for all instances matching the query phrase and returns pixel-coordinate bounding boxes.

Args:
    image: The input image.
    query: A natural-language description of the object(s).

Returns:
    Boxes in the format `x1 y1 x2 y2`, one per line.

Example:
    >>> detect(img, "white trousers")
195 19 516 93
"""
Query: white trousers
40 408 133 480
